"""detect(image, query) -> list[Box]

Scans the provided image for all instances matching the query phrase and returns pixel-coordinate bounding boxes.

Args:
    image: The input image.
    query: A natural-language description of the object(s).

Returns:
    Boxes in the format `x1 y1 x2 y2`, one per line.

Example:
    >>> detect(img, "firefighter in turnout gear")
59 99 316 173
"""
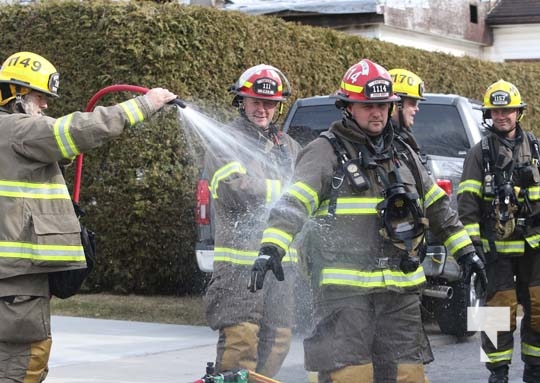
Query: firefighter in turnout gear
203 64 301 378
458 79 540 383
389 68 434 369
249 59 485 383
388 68 425 154
0 51 176 383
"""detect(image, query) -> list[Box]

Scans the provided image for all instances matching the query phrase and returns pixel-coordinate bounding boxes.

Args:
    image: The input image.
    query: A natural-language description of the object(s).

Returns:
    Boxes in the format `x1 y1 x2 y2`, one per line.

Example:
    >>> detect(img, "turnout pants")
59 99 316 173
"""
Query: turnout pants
482 247 540 370
0 275 51 383
0 295 51 383
305 291 425 383
204 264 295 377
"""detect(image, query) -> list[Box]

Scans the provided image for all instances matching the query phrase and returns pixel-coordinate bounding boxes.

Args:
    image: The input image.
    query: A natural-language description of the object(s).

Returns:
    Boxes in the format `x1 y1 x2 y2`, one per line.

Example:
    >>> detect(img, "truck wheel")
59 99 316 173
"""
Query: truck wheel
433 274 485 337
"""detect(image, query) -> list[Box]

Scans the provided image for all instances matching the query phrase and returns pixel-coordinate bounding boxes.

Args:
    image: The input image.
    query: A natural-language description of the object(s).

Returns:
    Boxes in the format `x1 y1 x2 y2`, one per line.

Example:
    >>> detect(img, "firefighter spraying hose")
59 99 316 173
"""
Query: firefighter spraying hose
73 84 186 202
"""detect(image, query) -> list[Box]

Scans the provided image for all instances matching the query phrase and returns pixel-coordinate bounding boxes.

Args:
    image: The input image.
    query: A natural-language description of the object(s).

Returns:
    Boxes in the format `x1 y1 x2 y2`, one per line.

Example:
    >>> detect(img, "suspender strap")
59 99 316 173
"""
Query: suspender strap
320 131 349 217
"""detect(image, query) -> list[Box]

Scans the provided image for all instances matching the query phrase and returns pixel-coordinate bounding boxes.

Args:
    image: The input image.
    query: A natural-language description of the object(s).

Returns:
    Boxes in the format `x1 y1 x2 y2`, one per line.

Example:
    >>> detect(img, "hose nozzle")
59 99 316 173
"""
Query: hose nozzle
169 98 186 108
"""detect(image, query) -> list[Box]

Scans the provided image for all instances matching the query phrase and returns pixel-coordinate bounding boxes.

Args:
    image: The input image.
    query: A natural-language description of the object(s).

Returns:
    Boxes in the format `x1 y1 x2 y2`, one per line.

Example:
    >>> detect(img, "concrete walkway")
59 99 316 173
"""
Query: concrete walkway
46 316 457 383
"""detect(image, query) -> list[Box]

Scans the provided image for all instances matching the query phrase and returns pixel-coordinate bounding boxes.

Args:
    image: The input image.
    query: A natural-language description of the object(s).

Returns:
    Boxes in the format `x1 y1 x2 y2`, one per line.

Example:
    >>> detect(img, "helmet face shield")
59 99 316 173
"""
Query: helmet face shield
48 72 60 96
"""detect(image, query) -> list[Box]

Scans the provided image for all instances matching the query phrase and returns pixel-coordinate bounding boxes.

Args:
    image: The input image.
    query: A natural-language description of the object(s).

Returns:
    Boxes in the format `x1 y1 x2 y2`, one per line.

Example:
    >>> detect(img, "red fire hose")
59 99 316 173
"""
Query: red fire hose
73 84 185 202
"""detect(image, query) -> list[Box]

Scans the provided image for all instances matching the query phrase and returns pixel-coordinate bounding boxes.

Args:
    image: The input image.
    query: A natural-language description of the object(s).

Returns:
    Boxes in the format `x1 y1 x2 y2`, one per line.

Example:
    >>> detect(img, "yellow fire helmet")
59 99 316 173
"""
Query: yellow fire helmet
0 51 59 106
483 79 526 110
389 68 426 101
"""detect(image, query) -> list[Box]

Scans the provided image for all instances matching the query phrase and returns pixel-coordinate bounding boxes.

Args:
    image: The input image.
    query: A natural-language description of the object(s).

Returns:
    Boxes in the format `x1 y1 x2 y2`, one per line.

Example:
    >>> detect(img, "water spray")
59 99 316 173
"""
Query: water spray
73 84 186 202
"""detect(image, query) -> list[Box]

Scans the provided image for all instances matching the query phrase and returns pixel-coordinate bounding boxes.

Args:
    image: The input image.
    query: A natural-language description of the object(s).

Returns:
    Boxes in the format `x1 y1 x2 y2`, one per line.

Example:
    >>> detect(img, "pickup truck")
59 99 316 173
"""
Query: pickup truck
195 93 485 336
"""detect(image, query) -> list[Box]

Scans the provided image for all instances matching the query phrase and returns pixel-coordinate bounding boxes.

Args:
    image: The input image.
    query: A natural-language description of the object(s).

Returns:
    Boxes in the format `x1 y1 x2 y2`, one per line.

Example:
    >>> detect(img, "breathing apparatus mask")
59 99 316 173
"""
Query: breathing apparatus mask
492 181 520 240
376 172 428 273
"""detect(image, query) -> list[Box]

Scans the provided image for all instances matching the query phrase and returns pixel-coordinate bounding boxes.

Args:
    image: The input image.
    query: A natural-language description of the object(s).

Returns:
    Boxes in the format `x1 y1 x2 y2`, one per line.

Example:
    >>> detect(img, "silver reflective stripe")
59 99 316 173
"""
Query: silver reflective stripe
286 182 318 215
457 179 482 197
261 228 293 250
486 348 513 363
119 99 144 125
210 162 246 199
0 180 70 199
266 179 281 203
527 186 540 201
214 247 257 266
444 229 472 256
0 241 85 262
424 184 445 208
53 114 79 158
315 197 381 216
522 342 540 358
215 246 298 265
320 266 425 288
482 239 525 255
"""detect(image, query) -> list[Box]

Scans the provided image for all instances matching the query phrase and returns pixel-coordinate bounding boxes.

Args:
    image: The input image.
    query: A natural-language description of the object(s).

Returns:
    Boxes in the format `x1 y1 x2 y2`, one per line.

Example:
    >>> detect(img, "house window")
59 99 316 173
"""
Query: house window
469 4 478 24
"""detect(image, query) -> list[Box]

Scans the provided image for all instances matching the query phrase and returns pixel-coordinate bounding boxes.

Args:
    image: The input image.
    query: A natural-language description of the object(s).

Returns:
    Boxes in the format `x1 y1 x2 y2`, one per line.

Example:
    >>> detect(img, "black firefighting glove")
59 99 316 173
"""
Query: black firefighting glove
248 245 284 293
458 251 488 292
472 240 487 264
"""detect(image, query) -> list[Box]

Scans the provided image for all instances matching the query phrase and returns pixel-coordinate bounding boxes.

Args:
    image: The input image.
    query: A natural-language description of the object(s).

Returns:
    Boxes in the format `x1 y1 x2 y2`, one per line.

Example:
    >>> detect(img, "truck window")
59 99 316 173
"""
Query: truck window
414 104 470 157
286 104 341 146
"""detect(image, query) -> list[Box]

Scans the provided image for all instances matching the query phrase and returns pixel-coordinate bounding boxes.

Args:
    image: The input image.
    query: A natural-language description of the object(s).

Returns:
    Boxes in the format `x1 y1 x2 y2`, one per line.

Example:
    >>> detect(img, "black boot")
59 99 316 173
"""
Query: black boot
488 365 508 383
524 364 540 382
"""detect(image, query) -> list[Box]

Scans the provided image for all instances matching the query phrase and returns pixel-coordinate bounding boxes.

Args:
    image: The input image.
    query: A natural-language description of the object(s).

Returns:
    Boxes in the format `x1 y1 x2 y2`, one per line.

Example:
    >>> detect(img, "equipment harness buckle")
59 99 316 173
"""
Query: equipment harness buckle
376 257 390 268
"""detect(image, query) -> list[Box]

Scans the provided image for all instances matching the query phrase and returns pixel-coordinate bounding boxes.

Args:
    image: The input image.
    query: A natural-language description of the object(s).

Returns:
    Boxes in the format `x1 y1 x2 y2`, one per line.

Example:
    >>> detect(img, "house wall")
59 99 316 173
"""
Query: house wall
347 24 484 58
380 0 490 44
483 24 540 62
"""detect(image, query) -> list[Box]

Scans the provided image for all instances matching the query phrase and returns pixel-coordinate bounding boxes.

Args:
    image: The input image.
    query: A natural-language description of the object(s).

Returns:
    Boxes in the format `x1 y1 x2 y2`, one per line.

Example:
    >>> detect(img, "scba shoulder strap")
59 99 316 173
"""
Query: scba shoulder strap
481 132 540 193
320 131 370 216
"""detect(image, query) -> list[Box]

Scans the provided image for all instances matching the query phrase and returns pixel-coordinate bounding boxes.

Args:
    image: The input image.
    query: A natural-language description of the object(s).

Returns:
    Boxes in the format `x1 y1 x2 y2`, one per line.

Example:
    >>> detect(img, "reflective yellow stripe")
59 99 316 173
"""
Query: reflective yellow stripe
53 114 79 158
0 241 85 262
261 227 293 251
283 247 298 263
119 99 144 125
210 161 246 199
526 234 540 248
464 223 481 238
486 348 513 363
266 179 281 203
286 182 319 215
315 197 382 216
444 229 472 256
340 81 364 95
458 179 482 197
522 342 540 358
482 238 525 255
214 247 257 266
424 184 446 208
214 246 297 265
527 186 540 201
0 180 70 199
321 266 426 288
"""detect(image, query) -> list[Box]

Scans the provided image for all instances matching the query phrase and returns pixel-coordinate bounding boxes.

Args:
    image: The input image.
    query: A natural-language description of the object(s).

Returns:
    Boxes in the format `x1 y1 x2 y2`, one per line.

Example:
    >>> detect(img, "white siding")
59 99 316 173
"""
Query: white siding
483 24 540 62
348 24 484 58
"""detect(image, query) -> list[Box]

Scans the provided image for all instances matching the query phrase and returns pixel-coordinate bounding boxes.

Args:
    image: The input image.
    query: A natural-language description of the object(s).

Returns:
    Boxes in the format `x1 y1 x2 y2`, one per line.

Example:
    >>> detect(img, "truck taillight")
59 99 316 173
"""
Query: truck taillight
195 179 210 225
436 179 452 196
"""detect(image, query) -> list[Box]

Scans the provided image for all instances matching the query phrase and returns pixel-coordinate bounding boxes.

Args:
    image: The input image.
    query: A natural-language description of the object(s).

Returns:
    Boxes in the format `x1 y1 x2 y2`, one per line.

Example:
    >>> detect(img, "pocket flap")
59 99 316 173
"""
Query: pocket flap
33 214 81 235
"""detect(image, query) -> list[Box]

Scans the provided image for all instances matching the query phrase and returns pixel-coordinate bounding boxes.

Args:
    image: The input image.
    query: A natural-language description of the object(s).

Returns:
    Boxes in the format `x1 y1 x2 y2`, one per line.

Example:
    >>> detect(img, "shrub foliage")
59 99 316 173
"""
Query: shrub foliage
1 0 538 294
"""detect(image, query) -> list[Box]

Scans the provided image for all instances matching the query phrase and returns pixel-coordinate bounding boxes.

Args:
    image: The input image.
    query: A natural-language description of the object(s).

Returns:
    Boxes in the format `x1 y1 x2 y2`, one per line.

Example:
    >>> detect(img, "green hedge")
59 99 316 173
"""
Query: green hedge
1 0 538 294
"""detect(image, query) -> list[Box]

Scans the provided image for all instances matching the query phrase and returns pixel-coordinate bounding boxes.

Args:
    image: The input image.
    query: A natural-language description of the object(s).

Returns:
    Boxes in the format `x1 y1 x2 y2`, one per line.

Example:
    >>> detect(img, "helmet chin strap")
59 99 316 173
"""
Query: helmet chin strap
15 86 26 114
